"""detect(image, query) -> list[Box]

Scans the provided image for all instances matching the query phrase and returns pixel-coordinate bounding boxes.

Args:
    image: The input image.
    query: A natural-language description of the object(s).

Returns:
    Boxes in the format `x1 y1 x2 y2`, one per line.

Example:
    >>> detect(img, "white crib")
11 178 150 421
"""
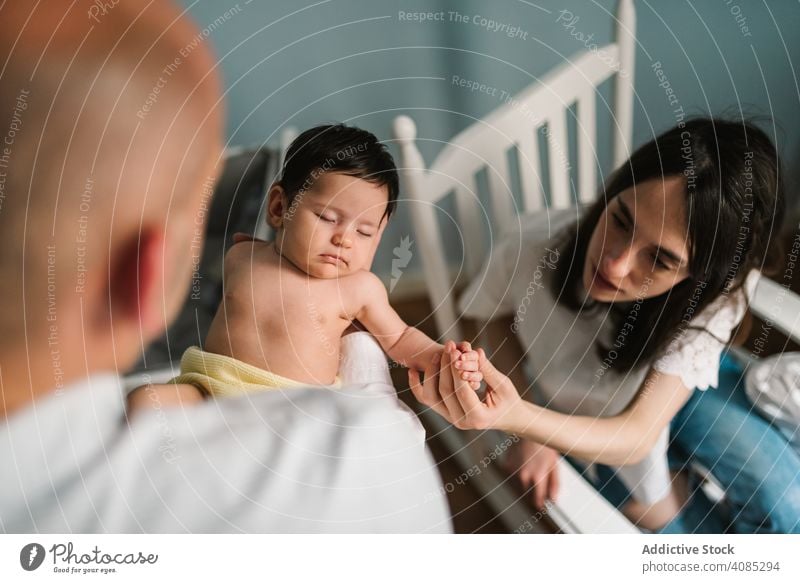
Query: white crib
392 0 800 533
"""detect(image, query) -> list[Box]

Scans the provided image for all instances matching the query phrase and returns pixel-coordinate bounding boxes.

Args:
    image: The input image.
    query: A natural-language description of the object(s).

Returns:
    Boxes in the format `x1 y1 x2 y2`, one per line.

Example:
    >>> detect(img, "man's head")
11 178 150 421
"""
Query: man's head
266 124 399 278
0 0 224 413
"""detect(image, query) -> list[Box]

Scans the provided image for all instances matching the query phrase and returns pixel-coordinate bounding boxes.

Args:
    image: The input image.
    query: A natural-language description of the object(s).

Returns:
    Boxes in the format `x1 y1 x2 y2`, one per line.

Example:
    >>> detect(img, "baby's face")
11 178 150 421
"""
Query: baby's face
275 172 389 278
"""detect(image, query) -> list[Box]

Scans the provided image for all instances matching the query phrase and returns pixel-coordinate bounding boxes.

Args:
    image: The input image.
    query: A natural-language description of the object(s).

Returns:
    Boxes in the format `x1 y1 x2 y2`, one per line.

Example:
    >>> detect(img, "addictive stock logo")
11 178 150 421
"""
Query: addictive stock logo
20 543 46 571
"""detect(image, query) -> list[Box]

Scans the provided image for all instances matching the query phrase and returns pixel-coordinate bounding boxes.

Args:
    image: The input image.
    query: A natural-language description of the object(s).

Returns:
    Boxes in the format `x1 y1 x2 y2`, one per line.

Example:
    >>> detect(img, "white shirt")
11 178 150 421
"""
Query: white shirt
458 209 755 504
0 332 451 533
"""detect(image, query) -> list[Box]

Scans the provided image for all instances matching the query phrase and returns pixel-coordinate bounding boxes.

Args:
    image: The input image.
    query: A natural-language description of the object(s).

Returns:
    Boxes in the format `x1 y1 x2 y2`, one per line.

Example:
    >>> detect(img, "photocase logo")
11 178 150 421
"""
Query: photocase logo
390 236 414 292
20 543 46 571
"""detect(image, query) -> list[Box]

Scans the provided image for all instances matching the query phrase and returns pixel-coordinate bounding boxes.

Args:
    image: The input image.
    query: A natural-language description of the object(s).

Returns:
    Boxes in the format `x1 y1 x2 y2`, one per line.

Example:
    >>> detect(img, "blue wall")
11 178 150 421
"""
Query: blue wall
183 0 800 281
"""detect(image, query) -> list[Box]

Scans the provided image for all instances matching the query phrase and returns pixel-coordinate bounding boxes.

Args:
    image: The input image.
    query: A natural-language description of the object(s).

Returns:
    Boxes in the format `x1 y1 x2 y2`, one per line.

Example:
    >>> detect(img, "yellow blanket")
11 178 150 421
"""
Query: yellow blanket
171 346 341 398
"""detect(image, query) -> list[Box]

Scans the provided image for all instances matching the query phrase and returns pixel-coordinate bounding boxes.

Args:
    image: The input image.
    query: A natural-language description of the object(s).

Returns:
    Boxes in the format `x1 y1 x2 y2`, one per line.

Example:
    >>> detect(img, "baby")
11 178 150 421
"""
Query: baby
129 124 481 410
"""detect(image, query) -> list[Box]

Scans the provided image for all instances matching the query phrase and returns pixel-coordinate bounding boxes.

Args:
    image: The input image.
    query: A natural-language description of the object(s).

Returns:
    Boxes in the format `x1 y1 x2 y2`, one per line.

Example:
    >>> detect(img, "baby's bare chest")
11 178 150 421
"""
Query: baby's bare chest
249 271 360 335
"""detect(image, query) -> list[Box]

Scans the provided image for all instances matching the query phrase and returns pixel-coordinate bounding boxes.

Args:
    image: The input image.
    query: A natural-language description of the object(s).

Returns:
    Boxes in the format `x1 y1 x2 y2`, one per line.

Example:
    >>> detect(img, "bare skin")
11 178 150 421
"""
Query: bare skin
206 173 444 385
129 171 482 411
0 1 224 420
204 239 436 386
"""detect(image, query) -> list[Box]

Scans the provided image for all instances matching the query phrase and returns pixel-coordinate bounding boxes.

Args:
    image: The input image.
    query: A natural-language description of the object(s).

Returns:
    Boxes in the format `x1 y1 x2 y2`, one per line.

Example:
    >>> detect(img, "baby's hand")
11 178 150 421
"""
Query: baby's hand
448 340 483 391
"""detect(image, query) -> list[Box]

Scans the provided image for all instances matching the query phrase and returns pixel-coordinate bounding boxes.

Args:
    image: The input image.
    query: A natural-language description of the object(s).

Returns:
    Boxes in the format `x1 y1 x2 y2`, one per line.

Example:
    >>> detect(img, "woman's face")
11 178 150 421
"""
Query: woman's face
583 176 692 302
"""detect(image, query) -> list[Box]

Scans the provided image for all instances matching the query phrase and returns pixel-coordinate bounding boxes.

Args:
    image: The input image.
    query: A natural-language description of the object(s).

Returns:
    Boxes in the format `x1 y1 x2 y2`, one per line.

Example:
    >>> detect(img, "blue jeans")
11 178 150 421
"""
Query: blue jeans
584 354 800 533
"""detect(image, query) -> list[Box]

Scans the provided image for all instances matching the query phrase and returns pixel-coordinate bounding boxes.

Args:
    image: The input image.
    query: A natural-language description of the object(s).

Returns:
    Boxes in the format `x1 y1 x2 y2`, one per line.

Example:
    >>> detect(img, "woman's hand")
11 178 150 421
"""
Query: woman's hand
409 340 525 432
505 440 560 510
407 341 476 416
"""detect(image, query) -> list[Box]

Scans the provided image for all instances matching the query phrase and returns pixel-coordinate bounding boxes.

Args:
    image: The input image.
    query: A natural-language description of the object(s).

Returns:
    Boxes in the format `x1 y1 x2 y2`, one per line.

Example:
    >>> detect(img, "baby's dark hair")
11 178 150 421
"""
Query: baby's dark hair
279 123 399 220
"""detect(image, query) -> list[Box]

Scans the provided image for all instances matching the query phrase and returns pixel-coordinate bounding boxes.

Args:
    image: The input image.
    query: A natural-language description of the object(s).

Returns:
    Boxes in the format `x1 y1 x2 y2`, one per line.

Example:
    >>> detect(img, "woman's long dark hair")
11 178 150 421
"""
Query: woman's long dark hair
554 118 784 373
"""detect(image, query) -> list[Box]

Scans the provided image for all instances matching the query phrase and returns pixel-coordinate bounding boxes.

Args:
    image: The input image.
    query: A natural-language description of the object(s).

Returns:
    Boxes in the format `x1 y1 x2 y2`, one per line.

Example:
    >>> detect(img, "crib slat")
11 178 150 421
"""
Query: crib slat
577 92 598 204
516 129 545 214
546 113 571 209
454 184 486 278
409 201 462 340
486 153 516 235
613 0 636 168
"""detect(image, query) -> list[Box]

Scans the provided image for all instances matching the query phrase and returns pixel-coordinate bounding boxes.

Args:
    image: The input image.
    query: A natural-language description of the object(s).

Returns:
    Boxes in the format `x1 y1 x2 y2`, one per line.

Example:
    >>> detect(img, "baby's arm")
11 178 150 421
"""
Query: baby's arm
352 272 481 382
353 272 439 370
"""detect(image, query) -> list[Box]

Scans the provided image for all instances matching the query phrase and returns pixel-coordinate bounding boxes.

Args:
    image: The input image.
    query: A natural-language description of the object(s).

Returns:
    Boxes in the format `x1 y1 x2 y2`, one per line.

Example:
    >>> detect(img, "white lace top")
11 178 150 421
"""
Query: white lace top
652 284 753 390
458 208 758 504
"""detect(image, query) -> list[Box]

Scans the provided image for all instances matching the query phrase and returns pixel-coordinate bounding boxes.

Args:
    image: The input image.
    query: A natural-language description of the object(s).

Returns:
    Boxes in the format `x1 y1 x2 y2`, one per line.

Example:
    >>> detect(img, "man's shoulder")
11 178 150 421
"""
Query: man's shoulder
1 375 450 532
124 387 445 531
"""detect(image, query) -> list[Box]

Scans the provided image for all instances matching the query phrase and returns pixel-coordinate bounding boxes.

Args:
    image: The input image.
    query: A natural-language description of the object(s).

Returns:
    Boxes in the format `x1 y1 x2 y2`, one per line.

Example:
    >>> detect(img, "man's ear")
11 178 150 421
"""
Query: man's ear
266 183 289 229
108 227 167 341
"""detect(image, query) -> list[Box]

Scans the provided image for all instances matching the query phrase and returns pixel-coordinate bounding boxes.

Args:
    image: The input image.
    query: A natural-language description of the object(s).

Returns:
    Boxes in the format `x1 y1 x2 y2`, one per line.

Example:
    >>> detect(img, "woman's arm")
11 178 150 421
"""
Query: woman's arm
482 317 692 463
507 368 692 465
415 342 692 466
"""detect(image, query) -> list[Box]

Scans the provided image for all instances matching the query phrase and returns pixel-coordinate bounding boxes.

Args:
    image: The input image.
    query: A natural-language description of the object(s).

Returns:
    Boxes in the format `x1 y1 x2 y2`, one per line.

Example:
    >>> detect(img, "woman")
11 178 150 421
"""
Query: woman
410 118 800 532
